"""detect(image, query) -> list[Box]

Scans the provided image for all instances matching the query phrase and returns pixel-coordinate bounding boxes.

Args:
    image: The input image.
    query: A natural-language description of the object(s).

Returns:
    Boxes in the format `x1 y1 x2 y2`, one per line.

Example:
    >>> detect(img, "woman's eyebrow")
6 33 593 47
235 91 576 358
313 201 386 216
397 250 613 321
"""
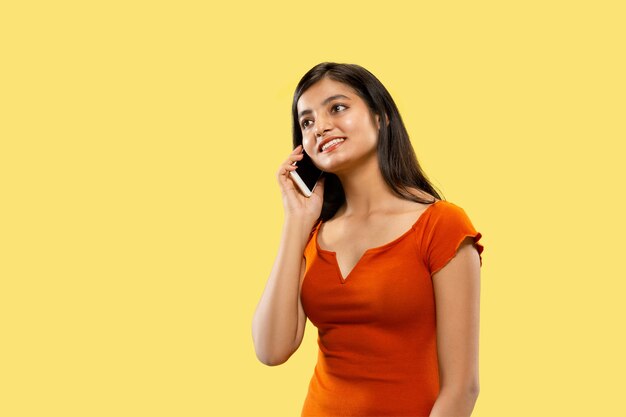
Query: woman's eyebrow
298 94 351 118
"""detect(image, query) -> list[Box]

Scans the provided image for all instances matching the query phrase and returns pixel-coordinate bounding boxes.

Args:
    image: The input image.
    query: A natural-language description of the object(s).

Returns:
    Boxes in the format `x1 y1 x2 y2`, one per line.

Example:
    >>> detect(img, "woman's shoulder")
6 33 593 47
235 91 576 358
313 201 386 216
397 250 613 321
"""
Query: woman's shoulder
425 198 468 214
424 199 478 232
402 190 448 216
396 189 473 229
430 199 469 212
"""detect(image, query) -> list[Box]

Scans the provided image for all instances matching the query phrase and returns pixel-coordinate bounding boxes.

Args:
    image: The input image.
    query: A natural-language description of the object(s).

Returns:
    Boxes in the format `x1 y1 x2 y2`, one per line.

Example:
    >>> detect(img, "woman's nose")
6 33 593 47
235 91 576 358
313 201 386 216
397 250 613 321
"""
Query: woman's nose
314 115 332 137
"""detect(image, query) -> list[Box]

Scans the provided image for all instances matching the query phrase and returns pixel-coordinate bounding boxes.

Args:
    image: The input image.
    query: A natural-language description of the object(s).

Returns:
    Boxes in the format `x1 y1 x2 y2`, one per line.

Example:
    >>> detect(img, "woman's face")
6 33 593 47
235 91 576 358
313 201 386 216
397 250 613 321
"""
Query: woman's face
296 77 380 174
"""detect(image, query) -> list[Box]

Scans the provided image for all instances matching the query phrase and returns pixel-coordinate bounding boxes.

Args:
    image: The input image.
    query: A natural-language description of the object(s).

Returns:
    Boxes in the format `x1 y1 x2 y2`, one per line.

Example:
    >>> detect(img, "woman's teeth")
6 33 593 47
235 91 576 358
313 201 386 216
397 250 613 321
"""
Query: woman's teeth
321 138 345 152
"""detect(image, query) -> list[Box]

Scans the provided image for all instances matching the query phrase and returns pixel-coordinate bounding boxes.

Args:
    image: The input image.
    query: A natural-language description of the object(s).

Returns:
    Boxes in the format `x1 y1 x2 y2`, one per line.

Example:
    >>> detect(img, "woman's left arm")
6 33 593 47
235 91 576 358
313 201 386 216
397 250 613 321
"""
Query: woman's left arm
429 236 481 417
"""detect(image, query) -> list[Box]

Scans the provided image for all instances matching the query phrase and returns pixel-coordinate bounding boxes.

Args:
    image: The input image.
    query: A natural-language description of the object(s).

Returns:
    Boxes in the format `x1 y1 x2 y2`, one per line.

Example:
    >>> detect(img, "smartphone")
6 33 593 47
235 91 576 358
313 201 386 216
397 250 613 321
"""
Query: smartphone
289 149 324 197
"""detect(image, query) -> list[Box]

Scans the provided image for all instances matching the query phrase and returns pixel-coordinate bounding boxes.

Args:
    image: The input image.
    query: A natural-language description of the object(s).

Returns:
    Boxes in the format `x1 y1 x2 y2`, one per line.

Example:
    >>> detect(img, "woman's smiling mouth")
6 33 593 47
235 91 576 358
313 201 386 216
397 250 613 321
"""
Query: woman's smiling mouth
320 137 346 153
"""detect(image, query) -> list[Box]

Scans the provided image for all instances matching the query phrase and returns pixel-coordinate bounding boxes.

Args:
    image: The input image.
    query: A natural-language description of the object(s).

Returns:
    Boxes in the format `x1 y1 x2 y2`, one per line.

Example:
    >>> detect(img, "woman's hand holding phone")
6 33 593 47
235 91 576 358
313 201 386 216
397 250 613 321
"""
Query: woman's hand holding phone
277 145 325 225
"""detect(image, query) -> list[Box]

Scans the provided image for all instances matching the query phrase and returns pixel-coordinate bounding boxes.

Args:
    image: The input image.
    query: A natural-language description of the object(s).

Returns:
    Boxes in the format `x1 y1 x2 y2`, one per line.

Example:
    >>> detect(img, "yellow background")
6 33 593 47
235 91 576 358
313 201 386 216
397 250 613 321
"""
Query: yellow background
1 1 624 416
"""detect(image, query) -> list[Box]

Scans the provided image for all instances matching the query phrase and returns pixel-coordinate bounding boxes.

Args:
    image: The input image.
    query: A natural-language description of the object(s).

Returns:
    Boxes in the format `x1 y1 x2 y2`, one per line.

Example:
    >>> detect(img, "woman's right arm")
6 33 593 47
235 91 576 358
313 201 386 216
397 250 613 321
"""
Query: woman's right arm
251 144 325 366
251 216 312 366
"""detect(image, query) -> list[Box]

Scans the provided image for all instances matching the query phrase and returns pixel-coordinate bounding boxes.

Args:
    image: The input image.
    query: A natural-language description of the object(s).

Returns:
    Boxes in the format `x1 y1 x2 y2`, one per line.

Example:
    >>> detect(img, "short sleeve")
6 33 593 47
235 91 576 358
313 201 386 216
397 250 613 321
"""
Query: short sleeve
425 202 484 276
303 220 322 261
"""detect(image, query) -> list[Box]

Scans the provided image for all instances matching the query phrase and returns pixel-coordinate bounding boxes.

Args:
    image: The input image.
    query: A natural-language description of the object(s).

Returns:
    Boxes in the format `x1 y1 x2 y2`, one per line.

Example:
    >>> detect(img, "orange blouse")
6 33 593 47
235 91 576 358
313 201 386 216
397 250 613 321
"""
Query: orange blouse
300 200 484 417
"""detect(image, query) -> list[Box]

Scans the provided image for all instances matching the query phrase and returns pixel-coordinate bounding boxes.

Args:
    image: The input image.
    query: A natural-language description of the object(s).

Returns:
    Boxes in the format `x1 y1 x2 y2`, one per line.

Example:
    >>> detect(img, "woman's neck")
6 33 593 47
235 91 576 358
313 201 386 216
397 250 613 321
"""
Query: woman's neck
335 156 401 217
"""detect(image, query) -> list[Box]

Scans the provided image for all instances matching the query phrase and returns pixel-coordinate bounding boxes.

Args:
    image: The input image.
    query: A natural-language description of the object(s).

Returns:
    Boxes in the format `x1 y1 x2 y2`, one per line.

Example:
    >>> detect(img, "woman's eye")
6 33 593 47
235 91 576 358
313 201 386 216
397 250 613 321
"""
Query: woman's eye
301 105 346 129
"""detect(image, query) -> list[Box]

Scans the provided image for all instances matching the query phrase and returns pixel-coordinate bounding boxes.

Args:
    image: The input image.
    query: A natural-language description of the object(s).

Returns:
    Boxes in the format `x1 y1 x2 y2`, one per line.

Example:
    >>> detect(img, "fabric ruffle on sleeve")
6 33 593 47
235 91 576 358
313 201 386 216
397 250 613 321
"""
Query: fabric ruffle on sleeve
425 202 484 276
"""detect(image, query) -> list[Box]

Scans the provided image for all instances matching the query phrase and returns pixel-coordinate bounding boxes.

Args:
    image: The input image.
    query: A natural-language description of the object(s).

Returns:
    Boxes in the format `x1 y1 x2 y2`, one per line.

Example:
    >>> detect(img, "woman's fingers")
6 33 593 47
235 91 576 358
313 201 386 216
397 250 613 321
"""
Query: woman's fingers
290 145 303 160
277 147 304 177
277 161 298 177
288 151 304 164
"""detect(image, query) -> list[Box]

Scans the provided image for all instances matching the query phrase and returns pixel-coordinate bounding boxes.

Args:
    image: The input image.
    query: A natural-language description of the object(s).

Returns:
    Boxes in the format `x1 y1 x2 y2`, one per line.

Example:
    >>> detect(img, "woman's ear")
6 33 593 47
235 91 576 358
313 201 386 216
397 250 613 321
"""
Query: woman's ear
376 113 390 128
374 112 390 130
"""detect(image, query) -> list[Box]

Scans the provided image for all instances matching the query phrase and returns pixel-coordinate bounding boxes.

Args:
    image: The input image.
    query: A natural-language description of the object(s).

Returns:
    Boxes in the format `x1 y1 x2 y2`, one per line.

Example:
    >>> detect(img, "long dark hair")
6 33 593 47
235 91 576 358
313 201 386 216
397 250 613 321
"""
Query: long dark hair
291 62 444 222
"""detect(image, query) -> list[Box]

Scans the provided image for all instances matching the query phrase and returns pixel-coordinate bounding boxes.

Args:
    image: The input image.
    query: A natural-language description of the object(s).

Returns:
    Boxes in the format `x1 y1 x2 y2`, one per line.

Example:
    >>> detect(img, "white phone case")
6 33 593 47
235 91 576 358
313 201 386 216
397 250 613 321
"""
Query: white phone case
289 170 314 197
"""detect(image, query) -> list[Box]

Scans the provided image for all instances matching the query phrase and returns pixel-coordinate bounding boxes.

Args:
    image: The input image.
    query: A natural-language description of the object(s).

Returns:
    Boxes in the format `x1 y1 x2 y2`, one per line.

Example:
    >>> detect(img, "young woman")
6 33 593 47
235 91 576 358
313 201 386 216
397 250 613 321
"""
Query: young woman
252 62 484 417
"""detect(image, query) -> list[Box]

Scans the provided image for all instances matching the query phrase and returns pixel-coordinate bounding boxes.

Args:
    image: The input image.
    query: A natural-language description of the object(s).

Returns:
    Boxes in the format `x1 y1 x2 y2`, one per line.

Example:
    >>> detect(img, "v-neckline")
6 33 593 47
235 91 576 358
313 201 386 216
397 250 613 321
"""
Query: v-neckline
314 200 442 284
